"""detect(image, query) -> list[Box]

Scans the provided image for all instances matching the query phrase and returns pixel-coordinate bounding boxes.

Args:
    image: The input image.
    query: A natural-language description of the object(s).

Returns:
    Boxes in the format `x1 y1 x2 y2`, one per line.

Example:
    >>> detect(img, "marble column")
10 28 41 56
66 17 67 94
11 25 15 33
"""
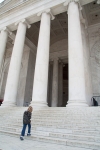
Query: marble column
64 0 88 106
2 19 30 107
0 27 11 71
31 9 54 107
51 58 58 107
58 62 63 107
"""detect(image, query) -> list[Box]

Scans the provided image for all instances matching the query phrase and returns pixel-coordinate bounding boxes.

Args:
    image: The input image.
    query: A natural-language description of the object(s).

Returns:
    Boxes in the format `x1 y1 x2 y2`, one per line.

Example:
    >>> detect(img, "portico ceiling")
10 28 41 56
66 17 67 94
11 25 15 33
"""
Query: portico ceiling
26 12 68 47
5 1 100 49
83 1 100 26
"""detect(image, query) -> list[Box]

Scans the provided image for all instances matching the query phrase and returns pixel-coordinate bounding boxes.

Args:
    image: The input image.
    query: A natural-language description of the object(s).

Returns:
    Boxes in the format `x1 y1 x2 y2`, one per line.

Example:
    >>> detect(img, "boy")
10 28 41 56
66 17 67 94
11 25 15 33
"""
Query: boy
20 106 33 140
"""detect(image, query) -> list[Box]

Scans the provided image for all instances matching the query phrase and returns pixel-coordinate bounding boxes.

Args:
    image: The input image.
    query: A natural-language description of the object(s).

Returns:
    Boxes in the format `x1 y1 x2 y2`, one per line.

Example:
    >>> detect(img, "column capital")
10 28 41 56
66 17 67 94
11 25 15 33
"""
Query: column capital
58 59 64 64
51 57 59 62
0 27 12 35
37 9 55 20
15 18 31 28
64 0 82 11
97 0 100 4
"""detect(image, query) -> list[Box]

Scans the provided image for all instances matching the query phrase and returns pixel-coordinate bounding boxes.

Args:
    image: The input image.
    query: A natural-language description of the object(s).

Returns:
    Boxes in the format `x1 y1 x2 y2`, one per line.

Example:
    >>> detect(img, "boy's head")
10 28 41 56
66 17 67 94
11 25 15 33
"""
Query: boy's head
28 106 33 112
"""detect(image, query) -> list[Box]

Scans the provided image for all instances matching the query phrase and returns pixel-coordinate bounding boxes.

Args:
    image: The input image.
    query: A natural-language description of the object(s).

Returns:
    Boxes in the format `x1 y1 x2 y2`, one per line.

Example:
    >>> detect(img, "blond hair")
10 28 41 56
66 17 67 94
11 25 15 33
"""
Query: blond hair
28 106 33 112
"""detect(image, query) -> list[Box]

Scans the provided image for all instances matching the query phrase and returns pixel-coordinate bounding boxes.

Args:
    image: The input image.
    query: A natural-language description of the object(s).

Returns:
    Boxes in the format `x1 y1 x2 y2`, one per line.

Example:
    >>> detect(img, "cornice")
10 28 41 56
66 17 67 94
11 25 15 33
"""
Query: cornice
0 0 97 32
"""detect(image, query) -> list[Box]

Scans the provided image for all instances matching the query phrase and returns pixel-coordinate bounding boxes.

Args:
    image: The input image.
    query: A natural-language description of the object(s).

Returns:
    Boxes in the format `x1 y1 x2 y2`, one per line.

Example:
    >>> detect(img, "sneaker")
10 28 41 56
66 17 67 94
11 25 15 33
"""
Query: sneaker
20 136 24 140
27 133 31 136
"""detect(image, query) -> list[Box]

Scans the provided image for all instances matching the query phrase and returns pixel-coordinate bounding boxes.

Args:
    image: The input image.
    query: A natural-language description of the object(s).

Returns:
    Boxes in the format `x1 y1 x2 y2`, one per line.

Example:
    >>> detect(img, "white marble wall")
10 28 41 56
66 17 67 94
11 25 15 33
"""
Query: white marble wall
88 24 100 99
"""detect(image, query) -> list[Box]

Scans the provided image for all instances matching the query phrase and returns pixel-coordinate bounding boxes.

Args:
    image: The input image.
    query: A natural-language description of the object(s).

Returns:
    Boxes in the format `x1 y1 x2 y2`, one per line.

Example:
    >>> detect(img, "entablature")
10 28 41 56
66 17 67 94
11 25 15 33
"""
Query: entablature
0 0 95 31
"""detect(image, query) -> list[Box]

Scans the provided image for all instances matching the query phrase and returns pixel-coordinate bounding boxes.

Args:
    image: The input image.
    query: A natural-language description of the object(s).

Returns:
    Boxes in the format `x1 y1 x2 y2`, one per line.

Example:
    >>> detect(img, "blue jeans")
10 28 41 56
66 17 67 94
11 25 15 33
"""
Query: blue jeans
21 124 31 136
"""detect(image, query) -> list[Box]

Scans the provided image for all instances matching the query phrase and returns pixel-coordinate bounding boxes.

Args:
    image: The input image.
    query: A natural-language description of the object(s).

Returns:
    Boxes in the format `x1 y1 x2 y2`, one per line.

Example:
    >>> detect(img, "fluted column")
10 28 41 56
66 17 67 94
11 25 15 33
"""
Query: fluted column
0 27 11 71
58 62 63 107
51 58 58 107
31 9 54 107
64 0 88 106
2 19 30 107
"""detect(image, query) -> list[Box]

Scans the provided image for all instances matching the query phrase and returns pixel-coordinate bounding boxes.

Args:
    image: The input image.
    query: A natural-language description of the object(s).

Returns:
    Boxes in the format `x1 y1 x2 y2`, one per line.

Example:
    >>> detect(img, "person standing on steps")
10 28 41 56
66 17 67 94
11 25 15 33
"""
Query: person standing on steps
20 106 33 140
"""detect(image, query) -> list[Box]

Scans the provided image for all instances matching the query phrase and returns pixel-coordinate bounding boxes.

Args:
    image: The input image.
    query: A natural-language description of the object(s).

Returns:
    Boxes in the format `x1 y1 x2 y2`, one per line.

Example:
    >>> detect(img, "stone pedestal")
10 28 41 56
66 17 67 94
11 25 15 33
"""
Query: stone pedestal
31 10 54 107
2 20 29 107
51 58 58 107
67 1 88 106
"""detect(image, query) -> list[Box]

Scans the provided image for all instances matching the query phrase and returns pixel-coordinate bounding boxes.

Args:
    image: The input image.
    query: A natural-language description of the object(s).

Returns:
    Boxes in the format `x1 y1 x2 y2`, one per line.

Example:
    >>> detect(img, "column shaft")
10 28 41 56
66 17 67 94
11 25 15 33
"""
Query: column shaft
0 30 8 70
2 22 27 107
68 1 88 106
51 59 58 107
58 62 63 107
31 12 51 107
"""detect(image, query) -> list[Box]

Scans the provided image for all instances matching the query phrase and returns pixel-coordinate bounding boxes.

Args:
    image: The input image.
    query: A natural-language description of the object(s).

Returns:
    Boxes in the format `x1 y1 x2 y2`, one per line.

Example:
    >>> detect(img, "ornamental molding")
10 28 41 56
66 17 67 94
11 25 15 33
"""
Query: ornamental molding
15 18 31 28
0 26 12 35
64 0 82 11
37 9 55 20
0 0 96 32
64 0 87 28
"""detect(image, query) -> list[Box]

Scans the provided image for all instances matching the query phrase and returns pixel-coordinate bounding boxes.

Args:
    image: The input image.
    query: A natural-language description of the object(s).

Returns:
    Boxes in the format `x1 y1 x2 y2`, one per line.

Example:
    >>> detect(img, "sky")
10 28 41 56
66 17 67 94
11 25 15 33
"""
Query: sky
0 0 4 3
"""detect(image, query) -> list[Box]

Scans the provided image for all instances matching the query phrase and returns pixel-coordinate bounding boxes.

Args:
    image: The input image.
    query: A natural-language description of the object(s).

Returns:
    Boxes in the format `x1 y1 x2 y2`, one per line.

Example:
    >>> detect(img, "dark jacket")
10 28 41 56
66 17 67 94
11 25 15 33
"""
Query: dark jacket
23 111 31 124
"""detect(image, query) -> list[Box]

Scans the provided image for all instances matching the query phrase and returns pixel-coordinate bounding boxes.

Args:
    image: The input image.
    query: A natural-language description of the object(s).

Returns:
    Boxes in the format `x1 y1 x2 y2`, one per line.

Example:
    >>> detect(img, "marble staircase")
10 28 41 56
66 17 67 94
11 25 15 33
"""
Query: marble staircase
0 107 100 149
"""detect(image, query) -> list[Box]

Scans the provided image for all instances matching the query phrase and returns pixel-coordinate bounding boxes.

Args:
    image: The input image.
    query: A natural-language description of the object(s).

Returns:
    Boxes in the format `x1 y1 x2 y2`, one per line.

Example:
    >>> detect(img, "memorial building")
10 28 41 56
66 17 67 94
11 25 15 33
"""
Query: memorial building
1 1 100 149
0 0 100 108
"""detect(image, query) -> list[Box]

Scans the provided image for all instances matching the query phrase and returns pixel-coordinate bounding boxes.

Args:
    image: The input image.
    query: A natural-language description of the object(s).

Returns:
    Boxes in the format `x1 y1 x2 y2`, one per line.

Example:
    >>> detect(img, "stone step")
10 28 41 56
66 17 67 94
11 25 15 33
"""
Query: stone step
0 129 100 150
36 127 100 136
7 117 100 122
1 122 100 131
0 125 100 137
1 124 100 134
1 122 100 132
2 120 100 130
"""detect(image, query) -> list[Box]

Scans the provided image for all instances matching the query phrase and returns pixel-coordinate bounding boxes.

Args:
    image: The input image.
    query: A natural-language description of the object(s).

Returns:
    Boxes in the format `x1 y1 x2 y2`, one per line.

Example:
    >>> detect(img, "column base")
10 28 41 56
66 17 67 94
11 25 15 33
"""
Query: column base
66 100 88 107
30 101 48 108
1 101 17 107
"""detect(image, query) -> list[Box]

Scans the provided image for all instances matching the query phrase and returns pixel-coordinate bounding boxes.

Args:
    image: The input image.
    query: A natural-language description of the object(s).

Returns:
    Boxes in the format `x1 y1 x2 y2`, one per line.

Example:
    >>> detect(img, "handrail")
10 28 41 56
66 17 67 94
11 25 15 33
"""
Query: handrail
91 96 100 106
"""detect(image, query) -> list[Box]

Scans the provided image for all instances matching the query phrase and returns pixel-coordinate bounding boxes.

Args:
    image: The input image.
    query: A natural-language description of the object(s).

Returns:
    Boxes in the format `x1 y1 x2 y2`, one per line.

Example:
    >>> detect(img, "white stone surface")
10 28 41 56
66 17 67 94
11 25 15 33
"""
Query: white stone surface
88 24 100 98
16 47 30 106
50 39 68 53
0 28 8 72
0 0 100 108
51 58 58 107
0 48 12 100
0 107 100 150
81 23 93 106
67 1 87 106
31 11 51 107
0 133 91 150
2 21 27 107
